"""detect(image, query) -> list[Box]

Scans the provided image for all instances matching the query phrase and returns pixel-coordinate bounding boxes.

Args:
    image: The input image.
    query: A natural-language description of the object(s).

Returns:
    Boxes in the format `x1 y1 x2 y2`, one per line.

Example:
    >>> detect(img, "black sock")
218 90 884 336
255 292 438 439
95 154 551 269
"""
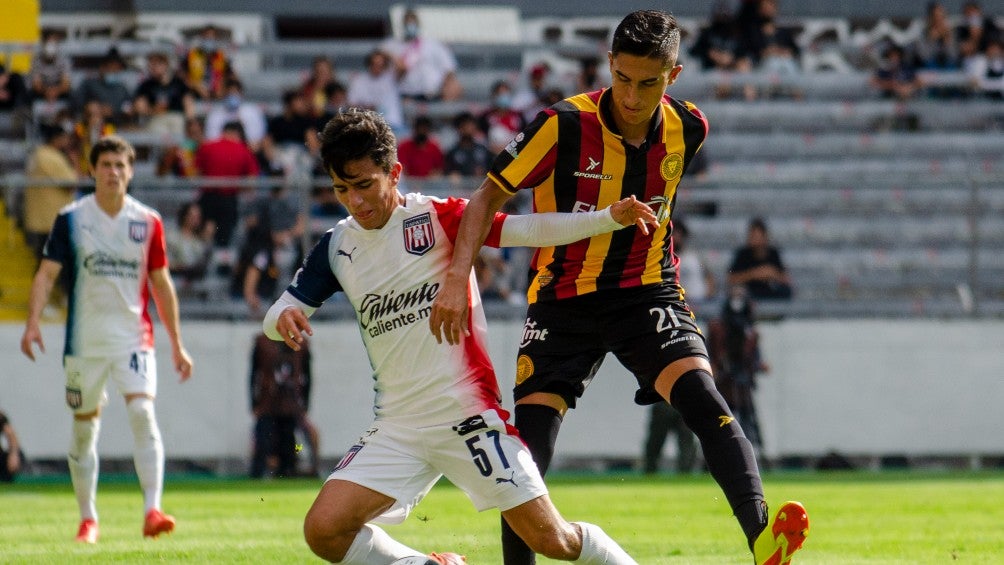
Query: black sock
669 369 766 544
501 404 563 565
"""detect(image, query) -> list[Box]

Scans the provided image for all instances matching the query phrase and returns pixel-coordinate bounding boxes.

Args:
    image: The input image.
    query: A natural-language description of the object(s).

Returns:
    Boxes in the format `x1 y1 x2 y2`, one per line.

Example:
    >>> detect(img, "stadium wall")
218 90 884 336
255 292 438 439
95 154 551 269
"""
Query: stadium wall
2 319 1002 466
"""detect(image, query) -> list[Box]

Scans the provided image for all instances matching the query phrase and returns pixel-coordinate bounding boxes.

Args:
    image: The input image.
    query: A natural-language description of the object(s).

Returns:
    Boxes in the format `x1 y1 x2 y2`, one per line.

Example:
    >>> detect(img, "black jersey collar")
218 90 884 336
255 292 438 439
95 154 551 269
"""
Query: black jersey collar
598 88 664 151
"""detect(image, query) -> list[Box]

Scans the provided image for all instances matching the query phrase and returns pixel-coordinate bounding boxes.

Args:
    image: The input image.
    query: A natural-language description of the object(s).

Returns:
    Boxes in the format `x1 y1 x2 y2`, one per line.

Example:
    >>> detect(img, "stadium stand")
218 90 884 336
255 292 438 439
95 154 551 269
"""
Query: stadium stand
1 5 1002 322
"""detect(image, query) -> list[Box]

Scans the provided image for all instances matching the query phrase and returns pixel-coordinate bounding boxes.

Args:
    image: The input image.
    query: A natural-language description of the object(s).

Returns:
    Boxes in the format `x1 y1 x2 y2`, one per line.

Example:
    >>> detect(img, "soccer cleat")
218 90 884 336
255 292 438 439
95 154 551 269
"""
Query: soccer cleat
427 552 468 564
752 501 809 565
75 519 99 543
143 509 176 538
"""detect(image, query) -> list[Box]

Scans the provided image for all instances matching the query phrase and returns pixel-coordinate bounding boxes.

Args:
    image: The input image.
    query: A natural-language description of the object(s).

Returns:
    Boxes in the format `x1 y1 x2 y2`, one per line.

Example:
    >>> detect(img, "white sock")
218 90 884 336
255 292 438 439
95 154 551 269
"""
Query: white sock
342 524 425 564
573 522 638 565
126 397 164 513
68 417 100 521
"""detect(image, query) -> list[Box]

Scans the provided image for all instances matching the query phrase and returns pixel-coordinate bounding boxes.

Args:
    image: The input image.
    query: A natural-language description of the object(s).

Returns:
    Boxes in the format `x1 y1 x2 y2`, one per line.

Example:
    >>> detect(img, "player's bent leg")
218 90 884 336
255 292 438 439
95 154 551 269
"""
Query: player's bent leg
657 365 767 544
502 496 637 564
304 479 422 563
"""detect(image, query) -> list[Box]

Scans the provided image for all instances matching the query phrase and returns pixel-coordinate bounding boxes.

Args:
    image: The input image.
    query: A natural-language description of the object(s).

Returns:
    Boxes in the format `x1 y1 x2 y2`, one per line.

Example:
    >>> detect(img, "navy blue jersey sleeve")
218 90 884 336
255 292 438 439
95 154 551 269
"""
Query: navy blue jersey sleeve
42 212 73 265
287 231 342 308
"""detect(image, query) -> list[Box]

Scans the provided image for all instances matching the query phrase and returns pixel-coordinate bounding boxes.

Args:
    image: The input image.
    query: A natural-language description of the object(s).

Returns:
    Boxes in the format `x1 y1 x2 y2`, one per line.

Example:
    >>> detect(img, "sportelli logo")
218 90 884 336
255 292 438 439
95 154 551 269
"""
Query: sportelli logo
719 415 735 427
586 156 601 171
495 471 518 487
337 247 357 262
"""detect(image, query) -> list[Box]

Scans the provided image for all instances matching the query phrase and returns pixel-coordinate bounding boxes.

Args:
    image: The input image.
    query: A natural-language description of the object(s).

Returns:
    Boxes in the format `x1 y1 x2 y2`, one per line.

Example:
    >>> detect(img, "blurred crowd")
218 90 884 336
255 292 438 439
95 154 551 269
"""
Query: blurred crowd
2 0 1002 316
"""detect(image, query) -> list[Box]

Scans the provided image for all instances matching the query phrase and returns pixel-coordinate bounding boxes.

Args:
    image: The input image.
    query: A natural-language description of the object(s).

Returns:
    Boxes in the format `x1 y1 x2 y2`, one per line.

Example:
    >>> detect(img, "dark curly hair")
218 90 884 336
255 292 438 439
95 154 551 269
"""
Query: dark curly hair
319 108 398 180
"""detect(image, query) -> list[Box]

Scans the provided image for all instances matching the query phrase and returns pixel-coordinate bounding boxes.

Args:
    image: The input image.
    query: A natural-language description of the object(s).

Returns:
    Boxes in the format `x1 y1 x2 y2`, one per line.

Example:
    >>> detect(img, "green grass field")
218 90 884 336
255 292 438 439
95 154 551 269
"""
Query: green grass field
2 471 1004 563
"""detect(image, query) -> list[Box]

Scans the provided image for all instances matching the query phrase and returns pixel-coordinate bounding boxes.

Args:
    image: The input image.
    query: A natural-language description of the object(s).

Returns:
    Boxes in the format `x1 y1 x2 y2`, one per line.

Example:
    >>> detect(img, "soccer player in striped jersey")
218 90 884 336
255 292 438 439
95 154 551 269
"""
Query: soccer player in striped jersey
20 135 193 543
264 109 656 564
429 10 809 565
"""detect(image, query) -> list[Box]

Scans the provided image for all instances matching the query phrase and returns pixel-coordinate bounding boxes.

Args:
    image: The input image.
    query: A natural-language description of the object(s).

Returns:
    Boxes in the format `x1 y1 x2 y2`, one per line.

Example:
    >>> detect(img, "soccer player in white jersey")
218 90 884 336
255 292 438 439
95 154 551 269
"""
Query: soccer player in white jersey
262 109 657 565
20 135 193 544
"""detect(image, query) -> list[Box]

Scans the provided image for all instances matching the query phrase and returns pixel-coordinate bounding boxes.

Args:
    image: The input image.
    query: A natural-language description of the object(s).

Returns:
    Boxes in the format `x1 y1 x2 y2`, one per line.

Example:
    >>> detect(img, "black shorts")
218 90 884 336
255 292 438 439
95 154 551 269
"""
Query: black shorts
514 284 709 409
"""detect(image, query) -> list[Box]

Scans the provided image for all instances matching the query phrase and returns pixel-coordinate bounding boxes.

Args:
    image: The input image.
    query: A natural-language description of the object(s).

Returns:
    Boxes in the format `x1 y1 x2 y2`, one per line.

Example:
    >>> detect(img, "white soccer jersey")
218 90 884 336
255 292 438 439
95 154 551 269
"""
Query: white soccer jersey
287 193 510 428
43 194 168 357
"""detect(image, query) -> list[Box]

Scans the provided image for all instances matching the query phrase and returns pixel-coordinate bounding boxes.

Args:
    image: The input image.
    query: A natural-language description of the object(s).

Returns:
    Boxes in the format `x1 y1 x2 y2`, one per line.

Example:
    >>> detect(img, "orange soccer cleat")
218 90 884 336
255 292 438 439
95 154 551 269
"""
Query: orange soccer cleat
75 519 99 543
752 501 809 565
143 508 176 538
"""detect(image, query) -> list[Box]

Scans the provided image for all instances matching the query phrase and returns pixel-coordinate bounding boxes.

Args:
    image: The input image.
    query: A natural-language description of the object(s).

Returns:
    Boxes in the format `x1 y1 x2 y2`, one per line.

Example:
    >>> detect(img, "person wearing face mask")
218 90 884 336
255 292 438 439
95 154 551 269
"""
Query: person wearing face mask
477 80 525 154
29 32 72 103
381 9 463 101
204 78 267 151
181 24 233 101
444 111 493 180
397 114 444 179
73 47 134 126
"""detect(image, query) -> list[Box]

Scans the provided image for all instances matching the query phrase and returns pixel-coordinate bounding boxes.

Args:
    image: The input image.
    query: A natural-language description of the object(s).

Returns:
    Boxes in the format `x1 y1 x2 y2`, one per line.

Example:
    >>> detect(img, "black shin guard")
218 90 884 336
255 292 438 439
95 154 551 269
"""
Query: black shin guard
670 369 766 543
501 404 564 565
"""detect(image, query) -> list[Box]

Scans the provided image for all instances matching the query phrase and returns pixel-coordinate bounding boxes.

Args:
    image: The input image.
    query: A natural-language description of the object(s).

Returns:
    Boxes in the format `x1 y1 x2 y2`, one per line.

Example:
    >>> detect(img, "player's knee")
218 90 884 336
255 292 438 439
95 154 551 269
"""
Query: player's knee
302 508 354 561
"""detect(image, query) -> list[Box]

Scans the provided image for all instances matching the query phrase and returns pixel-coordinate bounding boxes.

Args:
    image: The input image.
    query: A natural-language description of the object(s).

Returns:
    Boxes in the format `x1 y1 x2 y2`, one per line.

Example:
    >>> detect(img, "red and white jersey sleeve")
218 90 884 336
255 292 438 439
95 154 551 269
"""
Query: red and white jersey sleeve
286 192 509 427
43 194 166 357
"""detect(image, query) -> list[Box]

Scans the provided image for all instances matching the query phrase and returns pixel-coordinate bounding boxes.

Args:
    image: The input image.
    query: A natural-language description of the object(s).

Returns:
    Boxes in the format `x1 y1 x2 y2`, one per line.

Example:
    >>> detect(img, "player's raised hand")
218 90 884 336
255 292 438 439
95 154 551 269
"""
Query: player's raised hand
278 307 313 352
20 324 45 362
608 195 658 235
429 271 471 345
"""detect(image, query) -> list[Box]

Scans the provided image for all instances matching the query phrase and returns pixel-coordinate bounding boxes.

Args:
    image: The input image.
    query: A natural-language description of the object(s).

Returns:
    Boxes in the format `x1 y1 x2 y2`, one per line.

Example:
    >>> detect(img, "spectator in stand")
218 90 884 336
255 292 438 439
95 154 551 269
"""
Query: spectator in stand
0 62 29 111
347 49 405 134
72 100 117 176
956 1 1001 61
308 184 347 242
29 31 72 103
204 79 267 151
757 19 802 99
24 123 79 260
239 217 304 317
195 120 260 247
166 201 215 290
73 47 134 125
444 111 492 180
870 43 925 100
315 81 348 129
478 80 525 154
397 115 443 179
259 89 319 177
156 116 204 177
913 2 961 71
575 56 604 93
382 8 463 101
689 1 755 99
727 217 792 301
133 51 195 136
300 55 338 119
181 23 233 101
0 410 26 482
968 38 1004 99
511 62 552 124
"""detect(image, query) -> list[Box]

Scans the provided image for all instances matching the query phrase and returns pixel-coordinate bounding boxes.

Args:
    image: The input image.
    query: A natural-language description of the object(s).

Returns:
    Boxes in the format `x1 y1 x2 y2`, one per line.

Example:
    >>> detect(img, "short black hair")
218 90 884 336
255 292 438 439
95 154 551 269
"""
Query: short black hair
611 10 681 66
319 108 397 179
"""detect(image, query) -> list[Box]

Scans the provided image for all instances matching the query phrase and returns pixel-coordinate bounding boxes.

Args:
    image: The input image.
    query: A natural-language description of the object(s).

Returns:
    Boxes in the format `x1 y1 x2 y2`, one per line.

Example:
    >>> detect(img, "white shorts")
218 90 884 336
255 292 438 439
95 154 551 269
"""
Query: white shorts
64 350 158 414
328 408 548 525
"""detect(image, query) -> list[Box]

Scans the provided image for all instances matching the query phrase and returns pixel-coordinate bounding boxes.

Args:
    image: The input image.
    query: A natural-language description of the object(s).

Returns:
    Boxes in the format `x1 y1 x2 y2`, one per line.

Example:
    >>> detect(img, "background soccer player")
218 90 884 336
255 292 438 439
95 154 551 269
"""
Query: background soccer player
263 108 655 564
20 135 193 543
429 10 809 565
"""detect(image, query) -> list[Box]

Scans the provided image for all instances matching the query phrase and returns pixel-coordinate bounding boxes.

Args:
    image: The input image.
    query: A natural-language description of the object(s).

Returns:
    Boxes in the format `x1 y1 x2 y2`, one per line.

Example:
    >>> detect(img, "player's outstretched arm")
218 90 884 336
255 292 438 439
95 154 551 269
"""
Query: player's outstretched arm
498 195 658 248
149 267 193 381
20 259 61 361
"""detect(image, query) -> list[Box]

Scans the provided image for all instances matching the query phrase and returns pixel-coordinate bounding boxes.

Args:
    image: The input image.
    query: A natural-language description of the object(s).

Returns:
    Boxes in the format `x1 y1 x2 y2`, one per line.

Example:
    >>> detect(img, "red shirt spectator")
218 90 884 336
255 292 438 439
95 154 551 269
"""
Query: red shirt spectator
397 115 444 178
195 121 260 246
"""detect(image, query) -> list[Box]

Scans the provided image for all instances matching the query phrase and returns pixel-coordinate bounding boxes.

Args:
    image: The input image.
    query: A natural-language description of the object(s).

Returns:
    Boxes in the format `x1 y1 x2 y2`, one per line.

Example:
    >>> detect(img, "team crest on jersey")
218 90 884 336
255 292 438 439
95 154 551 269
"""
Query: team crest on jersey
403 213 435 256
660 153 684 181
128 220 148 242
